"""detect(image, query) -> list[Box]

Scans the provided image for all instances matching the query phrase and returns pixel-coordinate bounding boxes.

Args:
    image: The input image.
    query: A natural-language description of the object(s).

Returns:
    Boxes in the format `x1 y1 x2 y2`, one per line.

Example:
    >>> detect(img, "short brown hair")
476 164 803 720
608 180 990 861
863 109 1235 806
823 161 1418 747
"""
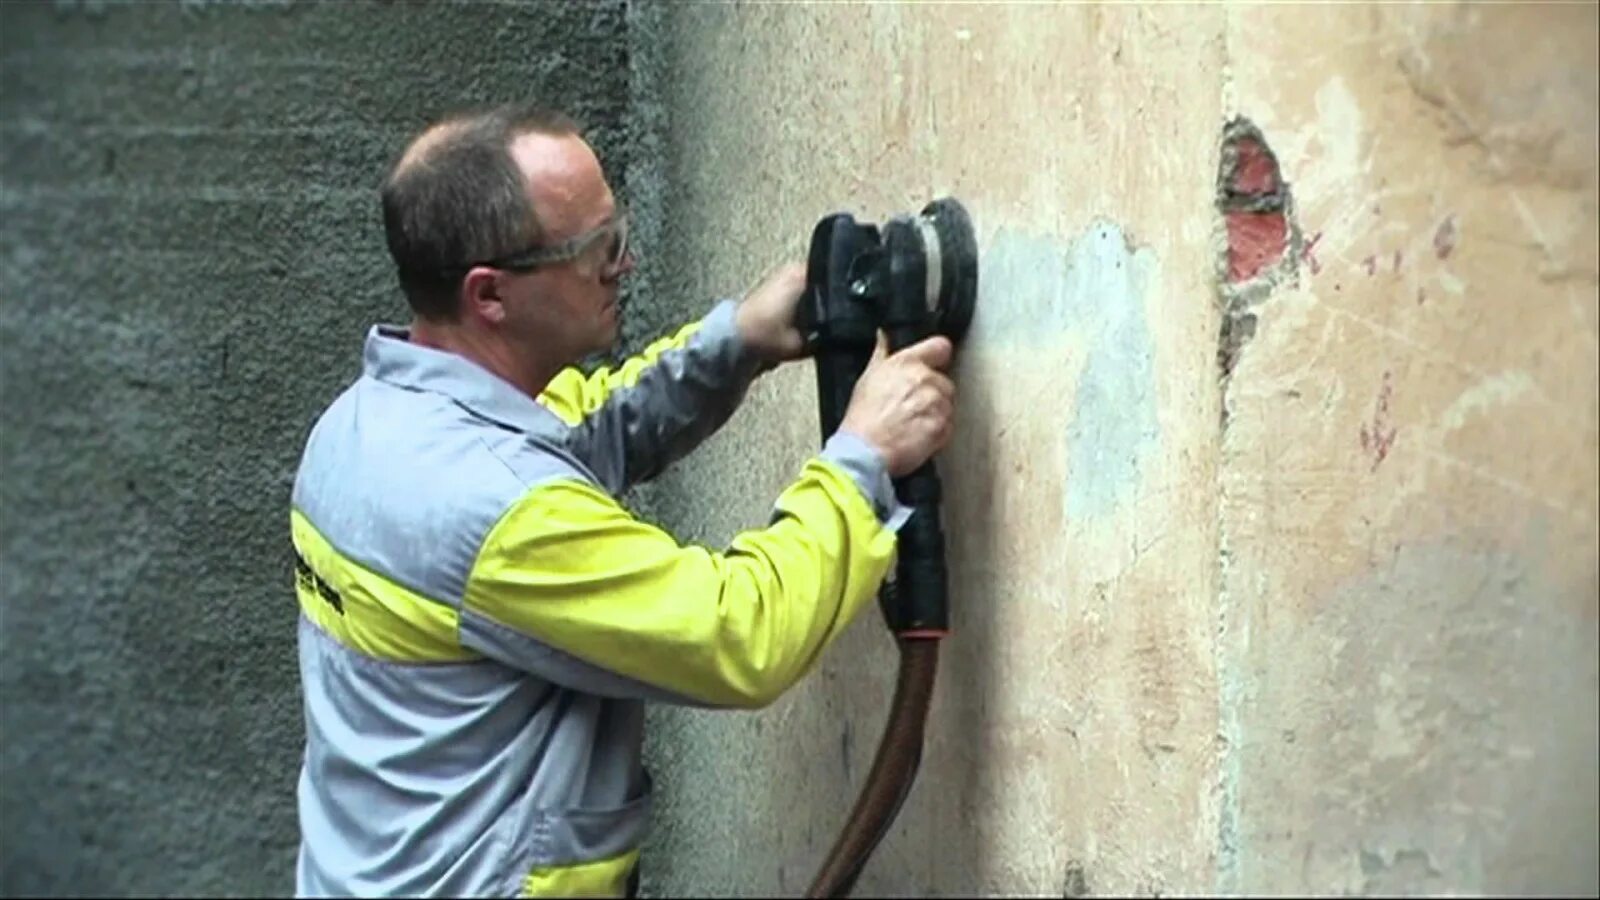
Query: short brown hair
380 103 581 320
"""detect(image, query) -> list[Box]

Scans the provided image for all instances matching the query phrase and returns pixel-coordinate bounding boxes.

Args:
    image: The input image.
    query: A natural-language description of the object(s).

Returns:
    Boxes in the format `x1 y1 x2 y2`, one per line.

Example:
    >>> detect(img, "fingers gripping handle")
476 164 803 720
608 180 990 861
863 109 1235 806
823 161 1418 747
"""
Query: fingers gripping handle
881 325 950 640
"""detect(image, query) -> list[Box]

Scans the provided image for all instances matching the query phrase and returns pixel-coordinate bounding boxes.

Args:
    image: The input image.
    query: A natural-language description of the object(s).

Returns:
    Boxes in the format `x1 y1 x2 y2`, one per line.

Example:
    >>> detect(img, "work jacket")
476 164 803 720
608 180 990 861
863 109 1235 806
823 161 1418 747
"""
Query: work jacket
291 299 906 897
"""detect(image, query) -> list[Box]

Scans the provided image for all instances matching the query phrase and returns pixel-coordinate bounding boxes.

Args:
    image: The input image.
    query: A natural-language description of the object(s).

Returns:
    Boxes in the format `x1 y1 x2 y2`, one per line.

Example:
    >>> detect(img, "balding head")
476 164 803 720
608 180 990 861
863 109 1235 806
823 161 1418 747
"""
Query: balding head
393 118 472 174
380 103 581 320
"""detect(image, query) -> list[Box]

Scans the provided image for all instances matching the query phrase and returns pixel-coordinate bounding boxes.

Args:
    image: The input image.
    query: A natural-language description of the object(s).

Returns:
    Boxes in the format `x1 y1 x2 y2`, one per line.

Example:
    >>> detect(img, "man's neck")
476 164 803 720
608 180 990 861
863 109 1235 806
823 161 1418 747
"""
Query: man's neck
408 319 563 399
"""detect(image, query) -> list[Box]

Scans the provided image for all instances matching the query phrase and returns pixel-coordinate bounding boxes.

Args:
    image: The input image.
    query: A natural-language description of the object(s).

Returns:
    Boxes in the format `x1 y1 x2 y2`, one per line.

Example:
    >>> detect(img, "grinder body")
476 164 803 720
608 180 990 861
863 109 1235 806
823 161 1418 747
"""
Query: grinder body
796 198 976 637
796 198 977 897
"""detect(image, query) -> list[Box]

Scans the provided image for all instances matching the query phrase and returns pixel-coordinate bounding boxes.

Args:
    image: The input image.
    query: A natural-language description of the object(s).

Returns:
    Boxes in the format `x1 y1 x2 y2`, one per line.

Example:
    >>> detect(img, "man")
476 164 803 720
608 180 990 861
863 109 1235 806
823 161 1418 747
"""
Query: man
290 102 957 898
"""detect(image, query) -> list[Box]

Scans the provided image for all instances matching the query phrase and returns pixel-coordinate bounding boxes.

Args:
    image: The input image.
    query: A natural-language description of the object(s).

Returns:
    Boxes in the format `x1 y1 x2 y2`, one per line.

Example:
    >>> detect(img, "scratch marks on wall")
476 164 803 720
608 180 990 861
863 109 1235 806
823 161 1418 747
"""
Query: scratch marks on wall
975 220 1161 521
1301 230 1325 275
1359 370 1399 472
1432 215 1457 260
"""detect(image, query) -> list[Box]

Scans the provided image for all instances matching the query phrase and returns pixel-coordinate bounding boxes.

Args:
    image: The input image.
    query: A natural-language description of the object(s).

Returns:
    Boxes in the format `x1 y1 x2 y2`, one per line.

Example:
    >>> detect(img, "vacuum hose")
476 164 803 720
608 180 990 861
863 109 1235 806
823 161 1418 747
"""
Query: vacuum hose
805 638 938 898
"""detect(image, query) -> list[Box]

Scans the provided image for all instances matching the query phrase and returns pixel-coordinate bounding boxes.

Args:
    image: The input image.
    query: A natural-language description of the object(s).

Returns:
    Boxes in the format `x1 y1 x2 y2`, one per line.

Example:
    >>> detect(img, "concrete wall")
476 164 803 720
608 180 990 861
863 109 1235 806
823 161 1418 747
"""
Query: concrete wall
0 2 631 894
2 2 1593 897
635 3 1597 897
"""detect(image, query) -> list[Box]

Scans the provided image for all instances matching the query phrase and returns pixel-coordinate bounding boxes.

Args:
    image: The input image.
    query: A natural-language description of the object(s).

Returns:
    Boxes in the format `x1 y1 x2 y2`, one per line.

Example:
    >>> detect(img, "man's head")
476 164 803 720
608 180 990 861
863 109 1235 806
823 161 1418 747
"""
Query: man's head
380 103 633 373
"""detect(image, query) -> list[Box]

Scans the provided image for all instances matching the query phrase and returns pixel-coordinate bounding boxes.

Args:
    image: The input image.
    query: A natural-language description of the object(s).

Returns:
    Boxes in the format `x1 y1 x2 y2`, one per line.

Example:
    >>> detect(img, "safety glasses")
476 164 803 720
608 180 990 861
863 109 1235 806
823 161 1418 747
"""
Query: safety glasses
476 204 630 277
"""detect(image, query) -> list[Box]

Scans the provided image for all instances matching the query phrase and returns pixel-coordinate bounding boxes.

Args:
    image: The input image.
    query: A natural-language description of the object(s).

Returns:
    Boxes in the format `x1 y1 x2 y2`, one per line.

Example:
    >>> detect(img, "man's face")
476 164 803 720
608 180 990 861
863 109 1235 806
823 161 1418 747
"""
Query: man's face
500 132 634 362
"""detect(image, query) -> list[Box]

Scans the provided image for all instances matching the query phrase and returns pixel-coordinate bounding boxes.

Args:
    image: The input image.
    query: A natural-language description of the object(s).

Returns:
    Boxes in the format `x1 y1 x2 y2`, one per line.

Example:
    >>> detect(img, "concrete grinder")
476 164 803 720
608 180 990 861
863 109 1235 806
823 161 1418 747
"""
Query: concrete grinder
794 197 978 896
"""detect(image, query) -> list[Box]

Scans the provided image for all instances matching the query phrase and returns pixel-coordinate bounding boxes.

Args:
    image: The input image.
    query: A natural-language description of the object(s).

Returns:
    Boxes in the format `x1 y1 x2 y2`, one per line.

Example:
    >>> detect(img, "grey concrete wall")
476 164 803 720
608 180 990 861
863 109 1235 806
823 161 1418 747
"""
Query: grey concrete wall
0 2 631 894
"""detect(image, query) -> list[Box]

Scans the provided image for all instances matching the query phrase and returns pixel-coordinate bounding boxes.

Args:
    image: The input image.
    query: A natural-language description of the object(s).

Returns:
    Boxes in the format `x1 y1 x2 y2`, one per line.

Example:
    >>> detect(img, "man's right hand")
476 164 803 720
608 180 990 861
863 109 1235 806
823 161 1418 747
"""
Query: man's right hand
839 332 957 478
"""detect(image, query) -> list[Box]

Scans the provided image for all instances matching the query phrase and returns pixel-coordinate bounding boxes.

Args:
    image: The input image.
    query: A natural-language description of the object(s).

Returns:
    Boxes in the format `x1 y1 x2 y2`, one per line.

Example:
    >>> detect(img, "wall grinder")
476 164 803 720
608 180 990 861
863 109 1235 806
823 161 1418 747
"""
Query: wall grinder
794 198 978 897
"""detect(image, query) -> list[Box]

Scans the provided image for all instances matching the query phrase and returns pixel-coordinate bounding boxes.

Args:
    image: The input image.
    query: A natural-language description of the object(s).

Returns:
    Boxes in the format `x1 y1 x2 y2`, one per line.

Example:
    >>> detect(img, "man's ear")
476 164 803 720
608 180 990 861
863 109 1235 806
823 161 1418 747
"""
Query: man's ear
461 267 506 325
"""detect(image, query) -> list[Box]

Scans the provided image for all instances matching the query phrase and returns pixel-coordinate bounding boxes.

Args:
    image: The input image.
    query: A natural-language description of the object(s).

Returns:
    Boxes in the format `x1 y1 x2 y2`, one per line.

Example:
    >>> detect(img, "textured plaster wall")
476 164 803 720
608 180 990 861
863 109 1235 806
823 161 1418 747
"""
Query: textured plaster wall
635 5 1227 896
0 2 631 894
2 2 1594 898
1215 6 1598 895
635 3 1598 897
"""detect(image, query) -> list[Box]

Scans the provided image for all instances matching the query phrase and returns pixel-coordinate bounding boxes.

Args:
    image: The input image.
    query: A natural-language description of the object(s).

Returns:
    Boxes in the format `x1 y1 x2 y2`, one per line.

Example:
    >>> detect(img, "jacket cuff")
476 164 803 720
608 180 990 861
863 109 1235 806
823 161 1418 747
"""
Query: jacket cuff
820 431 913 532
701 298 768 382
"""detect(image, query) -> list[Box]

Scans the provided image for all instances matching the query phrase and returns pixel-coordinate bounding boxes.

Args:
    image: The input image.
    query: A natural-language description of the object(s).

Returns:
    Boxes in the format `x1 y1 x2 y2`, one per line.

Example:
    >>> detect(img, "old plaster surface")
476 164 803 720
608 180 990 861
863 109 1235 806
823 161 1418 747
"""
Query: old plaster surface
636 3 1597 897
1215 5 1599 895
637 5 1227 896
1 2 1593 897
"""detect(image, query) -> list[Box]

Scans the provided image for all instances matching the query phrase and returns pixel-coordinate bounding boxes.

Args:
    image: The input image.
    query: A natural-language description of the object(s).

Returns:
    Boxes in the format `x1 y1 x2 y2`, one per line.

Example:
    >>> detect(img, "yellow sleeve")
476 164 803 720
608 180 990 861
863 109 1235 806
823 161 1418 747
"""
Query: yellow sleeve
535 319 705 427
461 458 897 708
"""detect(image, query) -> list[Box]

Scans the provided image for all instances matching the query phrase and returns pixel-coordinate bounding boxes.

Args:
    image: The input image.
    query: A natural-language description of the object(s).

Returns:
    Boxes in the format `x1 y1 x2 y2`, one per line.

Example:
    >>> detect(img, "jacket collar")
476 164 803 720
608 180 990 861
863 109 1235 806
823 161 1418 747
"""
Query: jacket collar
362 325 567 437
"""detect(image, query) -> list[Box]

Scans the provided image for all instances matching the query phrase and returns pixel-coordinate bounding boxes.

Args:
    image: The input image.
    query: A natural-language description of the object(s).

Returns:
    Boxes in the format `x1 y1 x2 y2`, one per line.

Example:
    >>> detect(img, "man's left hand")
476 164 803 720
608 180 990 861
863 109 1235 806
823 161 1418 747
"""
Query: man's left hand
735 262 808 364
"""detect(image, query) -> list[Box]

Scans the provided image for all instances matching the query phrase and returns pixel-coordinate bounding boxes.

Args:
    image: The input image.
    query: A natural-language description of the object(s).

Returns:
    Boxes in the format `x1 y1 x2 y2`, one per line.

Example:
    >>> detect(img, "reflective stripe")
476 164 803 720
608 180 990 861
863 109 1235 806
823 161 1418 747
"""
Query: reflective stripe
539 300 766 495
463 458 897 708
520 849 639 898
537 319 707 427
291 509 475 663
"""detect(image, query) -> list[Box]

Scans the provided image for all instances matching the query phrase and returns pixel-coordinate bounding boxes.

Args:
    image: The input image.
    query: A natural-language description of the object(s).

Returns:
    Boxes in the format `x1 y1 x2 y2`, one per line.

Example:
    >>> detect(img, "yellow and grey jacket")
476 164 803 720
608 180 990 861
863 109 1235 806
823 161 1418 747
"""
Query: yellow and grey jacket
291 299 905 897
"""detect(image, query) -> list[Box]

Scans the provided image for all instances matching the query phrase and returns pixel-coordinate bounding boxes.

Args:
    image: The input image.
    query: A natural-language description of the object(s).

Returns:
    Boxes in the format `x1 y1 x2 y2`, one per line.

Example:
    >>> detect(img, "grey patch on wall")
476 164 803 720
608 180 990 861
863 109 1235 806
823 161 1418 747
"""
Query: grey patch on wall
1229 529 1599 894
975 221 1162 520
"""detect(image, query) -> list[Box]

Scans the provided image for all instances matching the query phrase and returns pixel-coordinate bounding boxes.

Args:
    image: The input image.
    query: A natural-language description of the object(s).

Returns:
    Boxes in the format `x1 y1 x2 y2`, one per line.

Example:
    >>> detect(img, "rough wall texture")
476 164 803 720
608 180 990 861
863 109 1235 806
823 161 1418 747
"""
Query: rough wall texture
636 5 1228 896
1215 5 1599 895
0 2 629 894
634 3 1597 897
2 2 1594 898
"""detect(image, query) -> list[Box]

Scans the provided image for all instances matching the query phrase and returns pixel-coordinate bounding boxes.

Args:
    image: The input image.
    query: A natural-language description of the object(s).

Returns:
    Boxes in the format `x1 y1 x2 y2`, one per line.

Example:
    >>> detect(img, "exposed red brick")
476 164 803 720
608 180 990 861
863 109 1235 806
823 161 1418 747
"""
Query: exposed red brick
1229 137 1280 195
1225 211 1288 282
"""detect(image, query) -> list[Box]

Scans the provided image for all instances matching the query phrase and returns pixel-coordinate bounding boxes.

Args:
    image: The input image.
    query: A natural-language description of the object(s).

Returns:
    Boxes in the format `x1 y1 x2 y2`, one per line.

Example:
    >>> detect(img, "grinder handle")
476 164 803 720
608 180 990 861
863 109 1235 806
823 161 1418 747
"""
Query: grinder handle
881 319 950 640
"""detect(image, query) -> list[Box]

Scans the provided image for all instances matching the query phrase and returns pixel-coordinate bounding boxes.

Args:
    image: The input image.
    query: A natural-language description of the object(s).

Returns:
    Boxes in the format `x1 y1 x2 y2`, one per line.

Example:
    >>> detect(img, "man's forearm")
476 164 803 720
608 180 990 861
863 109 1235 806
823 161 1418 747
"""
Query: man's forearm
537 300 768 494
